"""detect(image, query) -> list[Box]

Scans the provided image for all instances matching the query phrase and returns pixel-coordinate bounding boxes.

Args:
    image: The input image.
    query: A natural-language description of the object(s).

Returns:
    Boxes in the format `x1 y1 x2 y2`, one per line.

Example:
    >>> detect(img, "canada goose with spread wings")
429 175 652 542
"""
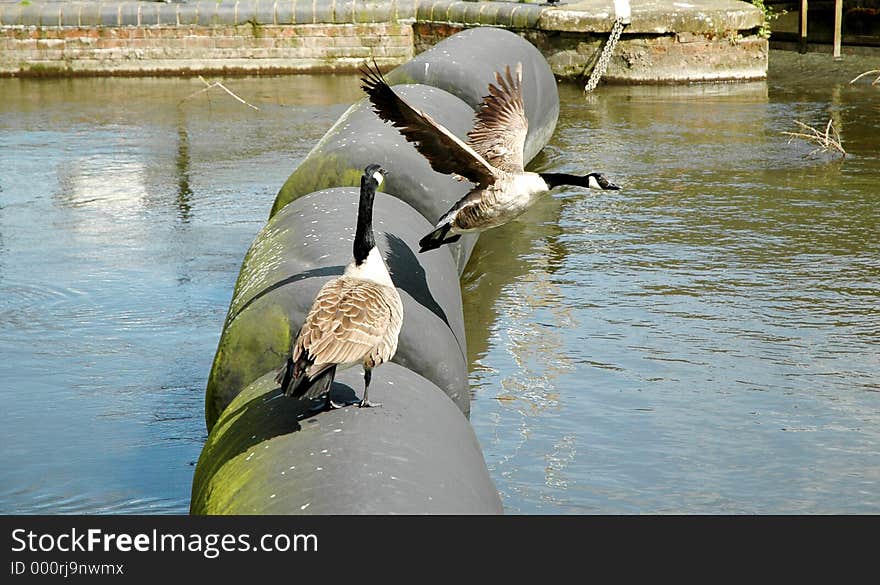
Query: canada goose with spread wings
360 61 620 252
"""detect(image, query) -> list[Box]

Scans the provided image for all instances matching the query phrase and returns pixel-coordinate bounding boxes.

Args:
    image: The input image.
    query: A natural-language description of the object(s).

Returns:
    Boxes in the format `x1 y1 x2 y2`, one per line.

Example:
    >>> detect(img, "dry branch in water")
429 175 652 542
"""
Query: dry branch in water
850 69 880 86
180 76 260 110
782 119 846 158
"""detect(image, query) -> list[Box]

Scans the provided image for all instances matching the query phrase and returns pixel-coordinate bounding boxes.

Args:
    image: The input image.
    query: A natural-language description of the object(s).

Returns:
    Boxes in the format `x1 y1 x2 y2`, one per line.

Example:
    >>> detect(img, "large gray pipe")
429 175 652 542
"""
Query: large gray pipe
193 27 559 514
192 188 499 514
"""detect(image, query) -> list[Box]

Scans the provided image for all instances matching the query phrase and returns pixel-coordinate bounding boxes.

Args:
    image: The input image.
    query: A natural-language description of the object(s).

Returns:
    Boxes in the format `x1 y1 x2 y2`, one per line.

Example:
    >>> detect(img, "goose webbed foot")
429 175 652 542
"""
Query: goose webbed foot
305 395 348 413
327 398 348 410
357 399 382 408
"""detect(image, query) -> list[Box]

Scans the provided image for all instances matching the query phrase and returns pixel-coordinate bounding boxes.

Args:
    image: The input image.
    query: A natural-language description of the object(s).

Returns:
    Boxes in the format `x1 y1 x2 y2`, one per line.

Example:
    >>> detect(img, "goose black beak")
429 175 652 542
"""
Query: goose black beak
596 174 620 190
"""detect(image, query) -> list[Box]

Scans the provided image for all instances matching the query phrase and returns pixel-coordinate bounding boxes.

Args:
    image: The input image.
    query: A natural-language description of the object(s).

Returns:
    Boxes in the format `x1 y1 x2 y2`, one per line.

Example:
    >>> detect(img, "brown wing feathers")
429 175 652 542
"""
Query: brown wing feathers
297 278 395 373
360 61 497 188
467 63 528 173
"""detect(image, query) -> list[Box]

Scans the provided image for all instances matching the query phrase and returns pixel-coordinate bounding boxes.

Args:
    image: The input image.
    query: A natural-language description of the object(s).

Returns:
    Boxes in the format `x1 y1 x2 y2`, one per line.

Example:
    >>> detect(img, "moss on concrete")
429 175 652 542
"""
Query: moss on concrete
192 375 271 514
205 302 292 429
21 62 73 77
272 151 365 217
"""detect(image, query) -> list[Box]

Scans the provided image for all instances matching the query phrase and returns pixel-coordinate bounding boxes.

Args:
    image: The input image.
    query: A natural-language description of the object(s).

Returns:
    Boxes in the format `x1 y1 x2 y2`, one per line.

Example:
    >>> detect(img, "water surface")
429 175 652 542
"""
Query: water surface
1 52 878 513
464 52 880 513
0 75 357 512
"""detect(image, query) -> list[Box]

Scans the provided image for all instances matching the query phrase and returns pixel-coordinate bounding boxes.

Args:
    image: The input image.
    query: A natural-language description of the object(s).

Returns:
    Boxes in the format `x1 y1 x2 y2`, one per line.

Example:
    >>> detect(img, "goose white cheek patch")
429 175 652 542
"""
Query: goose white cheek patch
373 171 384 186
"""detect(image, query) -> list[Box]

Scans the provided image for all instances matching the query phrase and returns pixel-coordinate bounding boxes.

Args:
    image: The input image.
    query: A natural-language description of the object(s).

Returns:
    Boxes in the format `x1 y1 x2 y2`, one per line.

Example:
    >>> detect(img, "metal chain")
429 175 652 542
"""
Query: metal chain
584 18 627 93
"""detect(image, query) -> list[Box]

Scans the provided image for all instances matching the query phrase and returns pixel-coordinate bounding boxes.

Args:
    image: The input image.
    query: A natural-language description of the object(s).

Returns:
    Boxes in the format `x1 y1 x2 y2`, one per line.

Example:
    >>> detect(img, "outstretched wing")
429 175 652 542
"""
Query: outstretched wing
467 63 528 174
360 61 498 188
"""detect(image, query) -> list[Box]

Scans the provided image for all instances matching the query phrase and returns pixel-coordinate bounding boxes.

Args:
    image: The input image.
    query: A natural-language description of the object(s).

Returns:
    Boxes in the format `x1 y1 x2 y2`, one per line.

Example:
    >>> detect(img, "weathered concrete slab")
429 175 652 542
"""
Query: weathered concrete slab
539 0 765 34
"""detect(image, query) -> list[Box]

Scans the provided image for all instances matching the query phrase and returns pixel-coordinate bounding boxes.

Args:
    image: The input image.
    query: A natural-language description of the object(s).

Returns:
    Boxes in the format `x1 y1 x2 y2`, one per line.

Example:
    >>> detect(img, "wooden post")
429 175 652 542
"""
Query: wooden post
833 0 843 59
799 0 808 54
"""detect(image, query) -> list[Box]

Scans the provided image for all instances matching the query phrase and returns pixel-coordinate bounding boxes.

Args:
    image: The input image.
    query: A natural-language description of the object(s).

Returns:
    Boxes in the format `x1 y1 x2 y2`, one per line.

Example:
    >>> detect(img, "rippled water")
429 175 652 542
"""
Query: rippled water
0 76 358 513
464 52 880 513
1 52 878 514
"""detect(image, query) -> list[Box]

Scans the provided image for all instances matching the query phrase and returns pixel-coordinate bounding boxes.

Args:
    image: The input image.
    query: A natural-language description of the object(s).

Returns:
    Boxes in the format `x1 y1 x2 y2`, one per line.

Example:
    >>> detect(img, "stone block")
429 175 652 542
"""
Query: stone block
14 39 38 51
247 47 270 58
414 1 434 21
512 5 541 29
222 35 250 49
254 36 276 48
162 37 188 51
394 0 418 20
185 35 215 50
38 49 65 60
326 45 372 58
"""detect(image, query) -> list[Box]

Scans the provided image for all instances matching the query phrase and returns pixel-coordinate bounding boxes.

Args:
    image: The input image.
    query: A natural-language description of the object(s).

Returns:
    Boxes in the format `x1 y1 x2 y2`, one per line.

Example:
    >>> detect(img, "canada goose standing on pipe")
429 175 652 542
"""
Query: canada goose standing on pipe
360 61 620 252
275 164 403 409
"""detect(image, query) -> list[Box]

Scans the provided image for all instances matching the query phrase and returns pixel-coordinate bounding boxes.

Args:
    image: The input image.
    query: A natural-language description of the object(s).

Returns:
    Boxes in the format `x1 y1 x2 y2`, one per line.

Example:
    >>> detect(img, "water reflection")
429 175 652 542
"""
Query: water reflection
175 111 194 224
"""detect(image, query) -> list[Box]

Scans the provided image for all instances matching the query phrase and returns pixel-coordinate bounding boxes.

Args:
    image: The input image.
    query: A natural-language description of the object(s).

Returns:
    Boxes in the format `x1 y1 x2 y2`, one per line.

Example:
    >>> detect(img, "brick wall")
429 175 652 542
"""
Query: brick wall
1 22 414 76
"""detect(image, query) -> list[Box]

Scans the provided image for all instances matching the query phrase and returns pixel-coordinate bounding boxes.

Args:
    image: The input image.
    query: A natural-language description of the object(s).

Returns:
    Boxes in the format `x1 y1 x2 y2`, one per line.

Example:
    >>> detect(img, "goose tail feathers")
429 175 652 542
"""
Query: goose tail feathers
276 356 337 401
419 223 461 253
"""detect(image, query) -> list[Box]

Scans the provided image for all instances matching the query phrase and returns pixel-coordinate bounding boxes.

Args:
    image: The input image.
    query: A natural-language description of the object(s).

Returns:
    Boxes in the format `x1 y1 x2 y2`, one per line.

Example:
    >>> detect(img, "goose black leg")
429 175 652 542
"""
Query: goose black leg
324 393 347 411
358 368 382 408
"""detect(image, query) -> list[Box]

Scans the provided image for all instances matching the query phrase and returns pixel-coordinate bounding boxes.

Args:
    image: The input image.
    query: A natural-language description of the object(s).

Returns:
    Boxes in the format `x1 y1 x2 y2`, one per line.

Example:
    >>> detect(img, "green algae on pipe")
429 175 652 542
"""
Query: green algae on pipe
192 365 502 514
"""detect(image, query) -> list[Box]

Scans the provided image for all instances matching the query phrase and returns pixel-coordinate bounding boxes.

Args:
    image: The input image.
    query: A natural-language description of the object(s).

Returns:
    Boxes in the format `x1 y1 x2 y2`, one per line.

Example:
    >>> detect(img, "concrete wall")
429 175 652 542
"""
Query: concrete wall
0 0 768 82
0 0 541 76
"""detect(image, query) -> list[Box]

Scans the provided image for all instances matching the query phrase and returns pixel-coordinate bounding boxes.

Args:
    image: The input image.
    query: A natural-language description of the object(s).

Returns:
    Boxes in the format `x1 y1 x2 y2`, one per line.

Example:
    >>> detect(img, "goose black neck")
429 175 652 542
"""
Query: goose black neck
353 175 377 265
539 172 589 189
